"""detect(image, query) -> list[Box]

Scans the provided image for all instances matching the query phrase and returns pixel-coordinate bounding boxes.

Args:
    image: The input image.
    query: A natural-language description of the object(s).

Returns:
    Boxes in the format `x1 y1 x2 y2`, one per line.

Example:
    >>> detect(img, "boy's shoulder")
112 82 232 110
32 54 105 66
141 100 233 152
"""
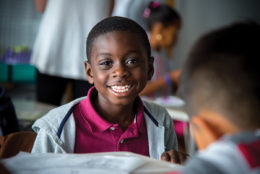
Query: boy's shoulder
32 97 86 132
142 99 168 112
142 99 172 123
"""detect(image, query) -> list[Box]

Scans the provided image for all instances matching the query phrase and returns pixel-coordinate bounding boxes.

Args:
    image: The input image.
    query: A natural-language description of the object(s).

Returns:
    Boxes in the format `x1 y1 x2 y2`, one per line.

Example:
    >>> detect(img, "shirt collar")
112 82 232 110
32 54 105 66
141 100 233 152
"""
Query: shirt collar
135 97 146 133
79 87 112 132
80 87 145 133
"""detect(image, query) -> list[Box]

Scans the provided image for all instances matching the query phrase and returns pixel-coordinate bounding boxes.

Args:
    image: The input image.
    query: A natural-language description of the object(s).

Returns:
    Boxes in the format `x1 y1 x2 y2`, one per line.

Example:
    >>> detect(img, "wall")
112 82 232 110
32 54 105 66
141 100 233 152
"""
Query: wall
1 0 260 69
173 0 260 69
0 0 42 55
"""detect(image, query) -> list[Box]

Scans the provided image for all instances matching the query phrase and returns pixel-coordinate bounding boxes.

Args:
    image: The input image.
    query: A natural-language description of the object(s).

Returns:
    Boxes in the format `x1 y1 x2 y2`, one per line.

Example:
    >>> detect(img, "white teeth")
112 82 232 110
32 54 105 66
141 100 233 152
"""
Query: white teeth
111 85 130 93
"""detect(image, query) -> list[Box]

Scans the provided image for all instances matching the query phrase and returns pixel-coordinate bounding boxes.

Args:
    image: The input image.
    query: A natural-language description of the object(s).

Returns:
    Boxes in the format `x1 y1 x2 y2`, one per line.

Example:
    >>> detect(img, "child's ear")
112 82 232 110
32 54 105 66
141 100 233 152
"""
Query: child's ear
191 116 220 150
147 57 154 80
84 61 94 84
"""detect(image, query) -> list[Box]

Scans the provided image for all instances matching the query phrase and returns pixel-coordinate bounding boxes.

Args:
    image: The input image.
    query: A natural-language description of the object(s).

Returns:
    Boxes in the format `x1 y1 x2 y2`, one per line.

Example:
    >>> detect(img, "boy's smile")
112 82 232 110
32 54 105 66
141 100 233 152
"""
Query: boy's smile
110 85 131 95
85 31 154 108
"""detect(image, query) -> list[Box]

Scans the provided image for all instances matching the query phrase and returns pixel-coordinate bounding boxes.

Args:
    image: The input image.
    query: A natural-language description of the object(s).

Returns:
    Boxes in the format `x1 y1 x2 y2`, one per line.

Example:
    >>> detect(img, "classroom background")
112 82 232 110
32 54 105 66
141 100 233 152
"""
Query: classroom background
0 0 260 155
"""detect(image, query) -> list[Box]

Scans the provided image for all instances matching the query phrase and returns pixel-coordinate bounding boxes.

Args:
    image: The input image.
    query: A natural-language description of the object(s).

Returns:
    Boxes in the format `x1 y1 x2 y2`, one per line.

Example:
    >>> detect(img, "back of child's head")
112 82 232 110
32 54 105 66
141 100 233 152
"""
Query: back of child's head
86 16 151 63
144 1 181 31
179 21 260 130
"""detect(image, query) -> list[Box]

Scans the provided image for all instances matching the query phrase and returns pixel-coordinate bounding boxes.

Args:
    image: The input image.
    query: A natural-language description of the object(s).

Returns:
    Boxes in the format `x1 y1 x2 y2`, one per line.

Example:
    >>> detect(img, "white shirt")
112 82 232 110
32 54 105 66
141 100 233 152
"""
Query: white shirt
31 0 112 80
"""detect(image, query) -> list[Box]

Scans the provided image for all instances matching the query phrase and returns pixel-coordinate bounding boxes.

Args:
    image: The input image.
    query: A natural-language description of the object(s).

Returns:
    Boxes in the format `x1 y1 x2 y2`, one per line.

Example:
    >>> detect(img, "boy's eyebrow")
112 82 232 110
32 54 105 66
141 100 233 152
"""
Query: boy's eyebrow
96 50 143 58
96 53 112 58
126 50 142 55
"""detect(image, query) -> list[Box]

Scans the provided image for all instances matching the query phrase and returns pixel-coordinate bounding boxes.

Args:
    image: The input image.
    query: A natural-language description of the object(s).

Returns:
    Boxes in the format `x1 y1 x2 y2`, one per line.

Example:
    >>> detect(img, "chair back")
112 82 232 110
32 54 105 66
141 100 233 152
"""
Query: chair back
0 131 36 159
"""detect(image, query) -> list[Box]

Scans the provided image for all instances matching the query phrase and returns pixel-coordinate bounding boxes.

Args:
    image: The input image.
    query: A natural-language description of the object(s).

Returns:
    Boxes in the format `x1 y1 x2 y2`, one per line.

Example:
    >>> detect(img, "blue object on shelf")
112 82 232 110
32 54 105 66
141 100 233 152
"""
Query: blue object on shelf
11 64 36 83
0 63 9 82
1 46 31 64
0 46 35 84
0 63 36 83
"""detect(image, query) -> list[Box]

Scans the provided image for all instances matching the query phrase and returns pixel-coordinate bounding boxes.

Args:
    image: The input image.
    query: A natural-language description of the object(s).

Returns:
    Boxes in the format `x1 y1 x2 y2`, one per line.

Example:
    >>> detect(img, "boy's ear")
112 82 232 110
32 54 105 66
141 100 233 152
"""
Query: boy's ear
191 116 220 150
147 56 154 80
84 61 94 84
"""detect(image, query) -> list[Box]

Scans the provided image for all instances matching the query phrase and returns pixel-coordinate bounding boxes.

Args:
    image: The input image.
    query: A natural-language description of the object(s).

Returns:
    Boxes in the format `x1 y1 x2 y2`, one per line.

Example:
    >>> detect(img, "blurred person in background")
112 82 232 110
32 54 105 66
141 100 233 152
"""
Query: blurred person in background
139 2 185 153
140 1 181 98
31 0 114 106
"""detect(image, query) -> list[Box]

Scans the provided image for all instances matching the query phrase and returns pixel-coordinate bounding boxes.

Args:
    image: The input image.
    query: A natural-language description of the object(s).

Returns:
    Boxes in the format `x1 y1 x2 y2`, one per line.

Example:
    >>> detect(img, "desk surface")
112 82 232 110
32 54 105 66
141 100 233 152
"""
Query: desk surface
13 99 55 122
142 96 189 122
166 107 189 122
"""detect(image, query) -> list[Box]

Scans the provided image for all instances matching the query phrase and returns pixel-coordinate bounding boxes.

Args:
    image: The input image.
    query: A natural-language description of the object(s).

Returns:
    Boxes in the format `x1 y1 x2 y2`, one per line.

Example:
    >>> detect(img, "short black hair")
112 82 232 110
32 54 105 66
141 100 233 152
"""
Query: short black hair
179 21 260 129
145 1 181 31
86 16 151 63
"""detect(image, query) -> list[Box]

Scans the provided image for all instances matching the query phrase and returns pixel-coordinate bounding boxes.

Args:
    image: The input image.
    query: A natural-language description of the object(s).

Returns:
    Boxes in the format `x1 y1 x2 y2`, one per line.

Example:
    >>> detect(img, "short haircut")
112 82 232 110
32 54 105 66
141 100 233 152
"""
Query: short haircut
179 21 260 129
145 1 181 31
86 16 151 63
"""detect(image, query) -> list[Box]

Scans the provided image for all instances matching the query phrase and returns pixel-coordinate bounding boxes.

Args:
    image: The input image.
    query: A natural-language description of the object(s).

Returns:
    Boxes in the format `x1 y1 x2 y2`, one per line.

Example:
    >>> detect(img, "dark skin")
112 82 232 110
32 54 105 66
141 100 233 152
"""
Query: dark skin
85 30 188 163
161 150 189 164
85 31 154 130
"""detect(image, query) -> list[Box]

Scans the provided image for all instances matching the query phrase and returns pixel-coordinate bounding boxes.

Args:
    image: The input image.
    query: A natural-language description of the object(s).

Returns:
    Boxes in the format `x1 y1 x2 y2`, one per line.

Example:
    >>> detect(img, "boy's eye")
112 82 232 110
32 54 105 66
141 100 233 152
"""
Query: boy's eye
100 61 112 66
99 59 113 68
126 58 137 65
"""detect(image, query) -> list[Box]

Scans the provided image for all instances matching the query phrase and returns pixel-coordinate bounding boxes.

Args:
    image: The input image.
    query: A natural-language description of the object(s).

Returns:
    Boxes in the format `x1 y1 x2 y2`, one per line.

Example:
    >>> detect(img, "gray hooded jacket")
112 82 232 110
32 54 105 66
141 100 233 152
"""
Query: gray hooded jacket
31 97 177 160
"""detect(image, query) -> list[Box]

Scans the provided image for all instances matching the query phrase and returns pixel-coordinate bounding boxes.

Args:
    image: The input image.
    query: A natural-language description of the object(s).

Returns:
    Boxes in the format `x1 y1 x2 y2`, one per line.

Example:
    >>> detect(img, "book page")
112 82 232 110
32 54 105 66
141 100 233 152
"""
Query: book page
1 152 182 174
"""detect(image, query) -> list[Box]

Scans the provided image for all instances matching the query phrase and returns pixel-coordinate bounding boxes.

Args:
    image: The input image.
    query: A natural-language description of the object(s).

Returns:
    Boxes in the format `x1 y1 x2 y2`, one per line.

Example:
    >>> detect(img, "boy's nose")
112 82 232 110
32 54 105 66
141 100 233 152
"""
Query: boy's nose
112 64 129 78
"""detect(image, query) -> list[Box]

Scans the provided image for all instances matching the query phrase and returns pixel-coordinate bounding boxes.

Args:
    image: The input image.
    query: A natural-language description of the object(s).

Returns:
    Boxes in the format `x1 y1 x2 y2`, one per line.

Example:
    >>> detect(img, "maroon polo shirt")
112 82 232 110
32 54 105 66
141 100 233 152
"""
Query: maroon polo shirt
73 87 149 156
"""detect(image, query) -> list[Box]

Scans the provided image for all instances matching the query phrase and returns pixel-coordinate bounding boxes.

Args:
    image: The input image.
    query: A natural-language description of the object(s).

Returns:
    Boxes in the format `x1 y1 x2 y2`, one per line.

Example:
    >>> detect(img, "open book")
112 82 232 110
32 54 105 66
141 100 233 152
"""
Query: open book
1 151 182 174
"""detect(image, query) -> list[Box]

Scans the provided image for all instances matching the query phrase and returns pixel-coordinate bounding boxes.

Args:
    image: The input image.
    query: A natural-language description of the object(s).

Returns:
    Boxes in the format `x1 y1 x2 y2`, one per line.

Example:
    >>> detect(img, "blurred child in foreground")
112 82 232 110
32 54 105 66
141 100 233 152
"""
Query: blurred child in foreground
167 22 260 173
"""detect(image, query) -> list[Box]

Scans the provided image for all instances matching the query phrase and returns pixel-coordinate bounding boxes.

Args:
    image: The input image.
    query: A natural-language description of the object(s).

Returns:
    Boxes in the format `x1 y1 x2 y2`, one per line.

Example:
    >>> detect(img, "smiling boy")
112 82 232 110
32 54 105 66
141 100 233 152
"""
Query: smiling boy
31 16 188 162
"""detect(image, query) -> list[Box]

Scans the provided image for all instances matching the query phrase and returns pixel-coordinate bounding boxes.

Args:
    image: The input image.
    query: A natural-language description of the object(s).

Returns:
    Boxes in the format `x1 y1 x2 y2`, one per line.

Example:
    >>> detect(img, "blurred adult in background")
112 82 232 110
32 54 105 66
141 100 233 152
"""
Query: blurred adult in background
140 1 181 97
112 0 167 30
31 0 114 106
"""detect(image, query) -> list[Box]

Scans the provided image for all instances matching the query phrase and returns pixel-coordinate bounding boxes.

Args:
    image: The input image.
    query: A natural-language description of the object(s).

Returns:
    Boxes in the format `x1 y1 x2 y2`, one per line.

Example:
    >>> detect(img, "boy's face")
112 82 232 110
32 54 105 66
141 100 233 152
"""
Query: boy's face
85 31 154 106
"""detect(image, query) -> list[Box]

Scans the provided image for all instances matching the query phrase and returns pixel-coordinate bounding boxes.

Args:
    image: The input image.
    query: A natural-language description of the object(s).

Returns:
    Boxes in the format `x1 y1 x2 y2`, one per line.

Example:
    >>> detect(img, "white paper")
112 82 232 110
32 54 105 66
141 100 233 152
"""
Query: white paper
1 152 182 174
